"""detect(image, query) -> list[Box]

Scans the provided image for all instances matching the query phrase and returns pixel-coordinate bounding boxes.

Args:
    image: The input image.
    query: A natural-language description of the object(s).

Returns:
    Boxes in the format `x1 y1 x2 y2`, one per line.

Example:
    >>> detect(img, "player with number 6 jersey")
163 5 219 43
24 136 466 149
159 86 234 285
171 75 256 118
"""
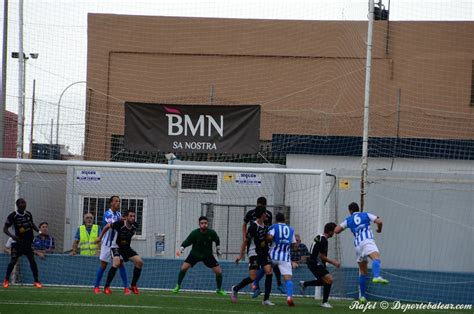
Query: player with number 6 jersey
335 202 389 304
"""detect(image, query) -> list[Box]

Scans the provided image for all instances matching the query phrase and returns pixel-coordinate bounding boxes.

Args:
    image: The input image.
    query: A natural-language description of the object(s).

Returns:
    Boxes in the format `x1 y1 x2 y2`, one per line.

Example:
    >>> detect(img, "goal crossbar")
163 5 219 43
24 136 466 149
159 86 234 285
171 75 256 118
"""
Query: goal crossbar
0 158 325 175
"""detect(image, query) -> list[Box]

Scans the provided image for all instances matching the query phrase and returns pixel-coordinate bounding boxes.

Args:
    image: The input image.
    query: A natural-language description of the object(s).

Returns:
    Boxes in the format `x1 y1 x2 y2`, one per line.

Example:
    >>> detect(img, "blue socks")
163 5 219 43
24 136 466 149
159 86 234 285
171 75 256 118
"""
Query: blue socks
372 259 381 278
359 275 367 297
119 265 128 288
286 280 293 298
95 266 105 288
252 268 265 289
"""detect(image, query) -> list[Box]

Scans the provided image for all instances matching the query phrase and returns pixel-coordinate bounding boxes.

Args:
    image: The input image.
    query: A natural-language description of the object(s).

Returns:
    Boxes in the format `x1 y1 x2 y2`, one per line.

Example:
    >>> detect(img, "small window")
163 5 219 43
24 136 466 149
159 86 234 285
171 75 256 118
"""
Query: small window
82 196 145 236
181 174 218 191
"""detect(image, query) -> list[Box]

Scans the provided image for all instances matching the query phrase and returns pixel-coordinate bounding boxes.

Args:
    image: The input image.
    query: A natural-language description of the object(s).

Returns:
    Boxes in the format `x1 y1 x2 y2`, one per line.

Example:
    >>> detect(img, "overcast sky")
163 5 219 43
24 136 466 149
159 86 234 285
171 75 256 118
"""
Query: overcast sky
1 0 473 154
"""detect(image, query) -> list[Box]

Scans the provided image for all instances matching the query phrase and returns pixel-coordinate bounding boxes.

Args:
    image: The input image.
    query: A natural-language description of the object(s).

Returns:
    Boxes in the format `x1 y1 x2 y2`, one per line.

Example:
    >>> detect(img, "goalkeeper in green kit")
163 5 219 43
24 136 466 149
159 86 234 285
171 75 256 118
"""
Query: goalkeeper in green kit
171 216 226 296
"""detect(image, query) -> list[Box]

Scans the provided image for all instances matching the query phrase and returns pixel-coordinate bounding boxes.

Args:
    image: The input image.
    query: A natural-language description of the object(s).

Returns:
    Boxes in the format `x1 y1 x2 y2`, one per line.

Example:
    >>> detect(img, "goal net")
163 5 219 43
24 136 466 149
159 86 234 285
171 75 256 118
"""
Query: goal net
1 0 473 306
0 160 343 296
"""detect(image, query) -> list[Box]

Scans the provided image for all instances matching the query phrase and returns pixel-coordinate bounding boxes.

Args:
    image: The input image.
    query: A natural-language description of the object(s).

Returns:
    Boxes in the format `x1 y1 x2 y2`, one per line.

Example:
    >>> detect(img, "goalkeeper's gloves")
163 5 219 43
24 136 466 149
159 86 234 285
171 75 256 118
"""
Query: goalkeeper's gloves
216 246 221 257
176 246 185 257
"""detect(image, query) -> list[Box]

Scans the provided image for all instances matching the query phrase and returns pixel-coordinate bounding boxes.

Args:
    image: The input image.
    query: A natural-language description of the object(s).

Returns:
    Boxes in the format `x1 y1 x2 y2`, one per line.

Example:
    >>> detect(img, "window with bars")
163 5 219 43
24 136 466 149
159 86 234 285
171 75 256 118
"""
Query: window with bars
82 196 145 236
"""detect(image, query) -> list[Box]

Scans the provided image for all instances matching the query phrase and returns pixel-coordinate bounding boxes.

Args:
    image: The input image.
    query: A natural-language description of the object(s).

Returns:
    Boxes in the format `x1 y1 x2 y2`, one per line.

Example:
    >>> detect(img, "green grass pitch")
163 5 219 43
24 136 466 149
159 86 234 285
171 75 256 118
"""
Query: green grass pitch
0 286 472 313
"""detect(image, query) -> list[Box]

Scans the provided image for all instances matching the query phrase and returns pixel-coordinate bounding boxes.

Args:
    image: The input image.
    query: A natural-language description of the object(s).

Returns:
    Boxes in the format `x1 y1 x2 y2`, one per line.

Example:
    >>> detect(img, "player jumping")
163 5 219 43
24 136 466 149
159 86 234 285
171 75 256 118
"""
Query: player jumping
335 202 389 304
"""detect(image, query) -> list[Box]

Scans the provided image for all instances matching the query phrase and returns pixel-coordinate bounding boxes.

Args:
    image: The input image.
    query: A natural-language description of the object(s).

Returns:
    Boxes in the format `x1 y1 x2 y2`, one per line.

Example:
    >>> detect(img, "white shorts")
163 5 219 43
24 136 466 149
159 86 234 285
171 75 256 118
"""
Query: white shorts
99 244 113 262
273 260 293 276
355 240 379 263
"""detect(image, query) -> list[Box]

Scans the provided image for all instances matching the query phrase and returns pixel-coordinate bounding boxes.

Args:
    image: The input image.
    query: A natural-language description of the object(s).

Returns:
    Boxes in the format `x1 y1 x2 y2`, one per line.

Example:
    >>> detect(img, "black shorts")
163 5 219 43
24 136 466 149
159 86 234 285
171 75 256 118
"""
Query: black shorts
248 254 272 270
307 260 329 279
111 246 138 263
10 242 34 259
184 254 219 268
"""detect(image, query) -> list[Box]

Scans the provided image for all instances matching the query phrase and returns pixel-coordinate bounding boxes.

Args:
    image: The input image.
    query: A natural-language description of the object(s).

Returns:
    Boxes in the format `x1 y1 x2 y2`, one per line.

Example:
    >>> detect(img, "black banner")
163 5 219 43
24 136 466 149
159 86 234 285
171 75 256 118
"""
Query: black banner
124 103 260 153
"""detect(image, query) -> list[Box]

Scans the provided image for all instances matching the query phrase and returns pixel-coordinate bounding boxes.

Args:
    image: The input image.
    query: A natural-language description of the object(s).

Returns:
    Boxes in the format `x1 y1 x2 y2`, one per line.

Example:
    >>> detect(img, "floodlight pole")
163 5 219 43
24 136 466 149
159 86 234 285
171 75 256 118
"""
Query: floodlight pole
28 79 35 158
14 0 24 201
0 0 8 157
361 0 375 212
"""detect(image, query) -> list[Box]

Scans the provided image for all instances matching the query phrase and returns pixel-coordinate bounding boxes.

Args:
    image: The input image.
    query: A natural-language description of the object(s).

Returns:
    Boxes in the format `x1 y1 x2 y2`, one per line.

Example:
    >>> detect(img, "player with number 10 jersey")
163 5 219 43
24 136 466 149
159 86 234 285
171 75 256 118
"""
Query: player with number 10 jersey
267 213 297 306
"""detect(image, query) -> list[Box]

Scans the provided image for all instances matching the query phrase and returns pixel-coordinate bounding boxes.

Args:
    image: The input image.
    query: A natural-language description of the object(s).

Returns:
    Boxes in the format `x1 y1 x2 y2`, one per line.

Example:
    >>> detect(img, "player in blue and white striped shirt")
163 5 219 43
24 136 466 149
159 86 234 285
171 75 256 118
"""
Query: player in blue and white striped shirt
93 196 129 294
102 207 121 248
335 202 389 304
267 213 297 307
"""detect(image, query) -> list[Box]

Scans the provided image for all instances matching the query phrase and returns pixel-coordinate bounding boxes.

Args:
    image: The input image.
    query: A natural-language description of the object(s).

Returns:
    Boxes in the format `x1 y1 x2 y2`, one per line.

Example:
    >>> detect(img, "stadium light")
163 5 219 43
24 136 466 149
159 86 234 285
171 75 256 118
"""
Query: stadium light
11 51 38 157
56 81 86 145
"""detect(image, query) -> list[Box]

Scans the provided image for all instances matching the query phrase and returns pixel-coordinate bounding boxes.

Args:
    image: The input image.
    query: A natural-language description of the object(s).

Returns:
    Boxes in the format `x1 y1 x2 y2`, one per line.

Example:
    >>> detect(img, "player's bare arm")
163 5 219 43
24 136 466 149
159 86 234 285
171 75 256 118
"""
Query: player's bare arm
96 223 111 243
319 252 341 268
235 238 247 263
241 223 247 241
334 225 344 234
374 217 383 233
3 223 18 241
